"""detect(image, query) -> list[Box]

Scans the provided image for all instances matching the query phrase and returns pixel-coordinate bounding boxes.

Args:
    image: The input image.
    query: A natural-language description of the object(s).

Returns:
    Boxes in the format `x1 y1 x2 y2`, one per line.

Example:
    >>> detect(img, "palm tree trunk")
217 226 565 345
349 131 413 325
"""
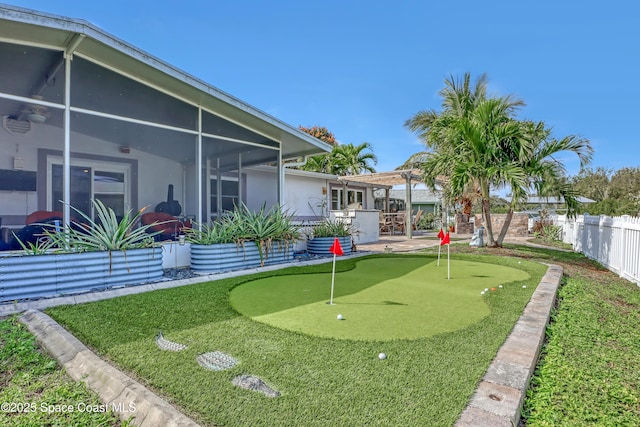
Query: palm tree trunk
496 208 514 247
480 181 497 246
482 197 497 247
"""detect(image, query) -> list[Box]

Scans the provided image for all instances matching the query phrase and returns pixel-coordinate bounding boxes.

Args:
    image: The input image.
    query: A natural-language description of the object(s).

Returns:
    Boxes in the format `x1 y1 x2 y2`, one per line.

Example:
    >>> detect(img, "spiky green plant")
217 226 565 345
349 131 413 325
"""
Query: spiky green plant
13 232 58 255
182 219 239 245
185 203 300 266
45 200 159 252
311 219 352 238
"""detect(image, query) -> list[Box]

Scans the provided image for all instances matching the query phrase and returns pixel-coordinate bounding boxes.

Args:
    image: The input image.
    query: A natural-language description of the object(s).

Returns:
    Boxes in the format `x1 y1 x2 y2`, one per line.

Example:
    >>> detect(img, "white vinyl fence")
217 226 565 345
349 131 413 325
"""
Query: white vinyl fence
554 214 640 285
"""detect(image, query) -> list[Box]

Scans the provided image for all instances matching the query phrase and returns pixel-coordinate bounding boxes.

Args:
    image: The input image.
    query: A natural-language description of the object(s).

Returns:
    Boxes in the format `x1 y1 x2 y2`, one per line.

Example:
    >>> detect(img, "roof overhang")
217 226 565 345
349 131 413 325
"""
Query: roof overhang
0 4 331 160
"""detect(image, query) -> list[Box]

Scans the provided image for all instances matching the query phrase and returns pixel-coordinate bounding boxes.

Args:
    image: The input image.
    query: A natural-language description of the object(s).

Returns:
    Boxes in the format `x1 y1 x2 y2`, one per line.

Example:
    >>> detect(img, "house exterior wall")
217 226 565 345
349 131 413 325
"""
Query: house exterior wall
282 173 329 218
244 169 278 212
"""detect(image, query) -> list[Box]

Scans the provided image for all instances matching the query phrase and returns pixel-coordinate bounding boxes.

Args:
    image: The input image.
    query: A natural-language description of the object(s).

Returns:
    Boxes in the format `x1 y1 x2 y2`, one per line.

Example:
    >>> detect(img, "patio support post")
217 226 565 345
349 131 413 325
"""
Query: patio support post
278 149 283 205
385 189 390 213
342 182 348 211
238 153 243 205
216 158 222 215
402 172 413 239
61 34 84 226
197 106 202 225
62 51 71 226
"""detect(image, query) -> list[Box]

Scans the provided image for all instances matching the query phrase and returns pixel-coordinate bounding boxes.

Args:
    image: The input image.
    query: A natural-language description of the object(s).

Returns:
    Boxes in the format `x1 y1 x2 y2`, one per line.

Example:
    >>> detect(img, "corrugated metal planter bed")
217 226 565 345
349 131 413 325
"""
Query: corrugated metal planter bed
190 242 293 274
307 236 352 256
0 247 163 302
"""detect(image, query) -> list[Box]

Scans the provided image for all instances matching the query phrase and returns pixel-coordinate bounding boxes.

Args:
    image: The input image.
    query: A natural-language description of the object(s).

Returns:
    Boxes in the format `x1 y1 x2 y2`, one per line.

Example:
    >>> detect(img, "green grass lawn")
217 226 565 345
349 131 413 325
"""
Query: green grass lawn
45 253 542 427
427 243 640 426
0 317 123 427
231 257 529 340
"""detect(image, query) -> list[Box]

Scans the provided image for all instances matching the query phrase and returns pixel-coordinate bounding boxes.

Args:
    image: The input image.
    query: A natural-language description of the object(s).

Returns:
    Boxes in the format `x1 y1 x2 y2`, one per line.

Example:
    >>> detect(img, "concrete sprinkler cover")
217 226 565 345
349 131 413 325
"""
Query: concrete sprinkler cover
155 331 188 351
232 374 281 398
197 351 238 371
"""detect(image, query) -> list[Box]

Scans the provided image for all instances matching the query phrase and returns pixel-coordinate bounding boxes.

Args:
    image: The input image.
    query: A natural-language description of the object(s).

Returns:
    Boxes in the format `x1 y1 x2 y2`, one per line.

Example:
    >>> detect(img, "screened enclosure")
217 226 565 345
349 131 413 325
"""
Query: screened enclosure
0 6 329 248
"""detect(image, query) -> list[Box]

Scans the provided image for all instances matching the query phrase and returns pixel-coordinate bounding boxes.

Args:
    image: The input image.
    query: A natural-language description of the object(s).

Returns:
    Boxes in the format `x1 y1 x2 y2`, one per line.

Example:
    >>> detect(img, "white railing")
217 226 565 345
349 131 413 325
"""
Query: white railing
554 214 640 285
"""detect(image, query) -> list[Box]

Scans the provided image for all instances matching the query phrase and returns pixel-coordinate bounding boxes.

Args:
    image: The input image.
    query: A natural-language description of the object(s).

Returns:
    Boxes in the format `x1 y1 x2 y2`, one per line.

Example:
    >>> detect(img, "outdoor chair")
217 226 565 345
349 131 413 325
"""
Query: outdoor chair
412 209 424 231
379 211 393 234
395 211 406 234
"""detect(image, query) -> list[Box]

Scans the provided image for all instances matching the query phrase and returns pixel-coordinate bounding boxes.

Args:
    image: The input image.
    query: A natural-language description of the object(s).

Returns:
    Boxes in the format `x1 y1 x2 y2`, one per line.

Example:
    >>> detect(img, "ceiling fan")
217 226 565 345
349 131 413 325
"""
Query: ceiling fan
21 95 50 123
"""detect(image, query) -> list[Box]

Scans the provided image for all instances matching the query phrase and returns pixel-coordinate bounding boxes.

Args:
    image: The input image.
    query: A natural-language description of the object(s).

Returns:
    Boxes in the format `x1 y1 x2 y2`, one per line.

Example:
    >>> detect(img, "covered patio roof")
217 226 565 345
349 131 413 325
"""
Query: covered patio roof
340 169 423 187
0 5 332 163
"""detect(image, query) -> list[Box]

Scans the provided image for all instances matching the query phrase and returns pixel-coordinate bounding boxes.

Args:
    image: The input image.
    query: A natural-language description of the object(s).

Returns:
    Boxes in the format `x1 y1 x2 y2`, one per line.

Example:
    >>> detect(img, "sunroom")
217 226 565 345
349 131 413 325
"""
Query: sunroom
0 6 331 256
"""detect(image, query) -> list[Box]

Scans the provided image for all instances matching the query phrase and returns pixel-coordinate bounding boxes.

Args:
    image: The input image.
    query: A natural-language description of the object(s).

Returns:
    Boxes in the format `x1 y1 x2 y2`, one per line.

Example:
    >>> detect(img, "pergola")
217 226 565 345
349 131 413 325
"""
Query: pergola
339 169 424 239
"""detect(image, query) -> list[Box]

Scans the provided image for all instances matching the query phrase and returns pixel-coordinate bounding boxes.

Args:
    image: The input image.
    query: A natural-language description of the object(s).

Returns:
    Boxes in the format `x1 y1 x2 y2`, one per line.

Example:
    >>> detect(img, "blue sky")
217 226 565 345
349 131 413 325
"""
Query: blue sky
8 0 639 176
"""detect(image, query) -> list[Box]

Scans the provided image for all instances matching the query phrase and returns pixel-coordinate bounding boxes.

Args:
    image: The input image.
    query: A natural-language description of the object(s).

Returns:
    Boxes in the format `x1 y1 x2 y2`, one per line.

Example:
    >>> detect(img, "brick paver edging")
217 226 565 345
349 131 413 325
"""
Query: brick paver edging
455 264 563 427
19 309 201 427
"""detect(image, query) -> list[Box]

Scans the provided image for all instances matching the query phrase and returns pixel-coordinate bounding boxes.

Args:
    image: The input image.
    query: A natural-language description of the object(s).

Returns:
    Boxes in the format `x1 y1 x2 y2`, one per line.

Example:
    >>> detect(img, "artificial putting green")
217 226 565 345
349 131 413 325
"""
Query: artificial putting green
230 257 530 341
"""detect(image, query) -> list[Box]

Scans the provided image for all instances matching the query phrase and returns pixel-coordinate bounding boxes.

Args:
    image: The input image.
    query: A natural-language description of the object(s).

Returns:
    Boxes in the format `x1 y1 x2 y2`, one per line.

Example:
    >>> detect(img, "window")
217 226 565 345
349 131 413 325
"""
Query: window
331 188 364 210
210 176 239 213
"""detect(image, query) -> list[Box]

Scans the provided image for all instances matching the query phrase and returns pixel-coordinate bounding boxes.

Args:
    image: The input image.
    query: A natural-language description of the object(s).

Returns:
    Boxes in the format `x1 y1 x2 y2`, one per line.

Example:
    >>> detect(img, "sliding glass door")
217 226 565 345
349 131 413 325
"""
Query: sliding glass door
49 158 130 220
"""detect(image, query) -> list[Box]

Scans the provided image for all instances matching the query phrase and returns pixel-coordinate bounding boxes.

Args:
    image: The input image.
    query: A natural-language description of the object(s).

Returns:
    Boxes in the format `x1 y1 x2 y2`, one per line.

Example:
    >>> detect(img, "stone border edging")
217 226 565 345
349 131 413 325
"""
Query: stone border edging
18 309 201 427
455 264 563 427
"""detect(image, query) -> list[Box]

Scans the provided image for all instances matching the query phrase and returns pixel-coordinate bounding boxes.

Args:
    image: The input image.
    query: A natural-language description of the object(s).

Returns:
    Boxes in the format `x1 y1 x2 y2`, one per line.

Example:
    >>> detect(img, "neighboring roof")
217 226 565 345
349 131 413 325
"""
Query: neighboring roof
374 189 441 204
0 4 331 161
503 196 596 204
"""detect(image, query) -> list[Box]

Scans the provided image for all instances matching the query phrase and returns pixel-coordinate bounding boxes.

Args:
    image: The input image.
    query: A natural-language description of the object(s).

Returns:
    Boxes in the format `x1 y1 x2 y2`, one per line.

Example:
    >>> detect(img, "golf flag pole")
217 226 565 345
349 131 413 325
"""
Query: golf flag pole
440 231 451 279
328 237 344 305
437 228 445 266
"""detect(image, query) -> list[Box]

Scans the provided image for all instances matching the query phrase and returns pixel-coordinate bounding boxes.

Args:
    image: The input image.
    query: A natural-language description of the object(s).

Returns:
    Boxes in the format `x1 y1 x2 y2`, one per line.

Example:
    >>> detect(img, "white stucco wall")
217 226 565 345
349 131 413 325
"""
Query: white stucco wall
0 121 186 223
244 168 278 211
282 172 329 217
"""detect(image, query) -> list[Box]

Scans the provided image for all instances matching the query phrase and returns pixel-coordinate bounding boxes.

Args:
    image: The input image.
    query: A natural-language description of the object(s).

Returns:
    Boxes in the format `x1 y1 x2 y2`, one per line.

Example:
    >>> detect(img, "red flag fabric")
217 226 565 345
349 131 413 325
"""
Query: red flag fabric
329 237 344 256
440 232 450 246
437 228 445 240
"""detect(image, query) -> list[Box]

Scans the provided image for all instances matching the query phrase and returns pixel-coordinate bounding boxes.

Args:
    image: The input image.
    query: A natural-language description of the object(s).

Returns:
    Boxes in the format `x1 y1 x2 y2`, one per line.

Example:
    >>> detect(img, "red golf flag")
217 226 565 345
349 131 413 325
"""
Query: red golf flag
329 237 344 256
437 228 445 240
440 232 450 246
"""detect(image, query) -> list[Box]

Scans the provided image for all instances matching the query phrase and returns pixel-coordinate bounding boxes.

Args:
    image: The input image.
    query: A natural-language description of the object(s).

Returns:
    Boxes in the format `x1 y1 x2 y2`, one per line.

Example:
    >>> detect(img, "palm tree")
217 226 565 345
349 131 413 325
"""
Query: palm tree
435 97 525 246
493 120 592 246
406 73 525 221
405 72 497 150
300 154 331 174
331 142 377 175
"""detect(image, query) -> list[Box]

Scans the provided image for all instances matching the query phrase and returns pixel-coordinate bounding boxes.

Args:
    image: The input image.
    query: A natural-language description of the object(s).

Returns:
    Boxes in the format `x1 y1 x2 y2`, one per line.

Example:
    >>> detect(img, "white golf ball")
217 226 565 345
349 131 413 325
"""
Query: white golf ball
499 285 503 288
378 352 387 360
484 288 489 292
480 291 485 295
522 285 527 288
518 261 521 264
337 314 344 320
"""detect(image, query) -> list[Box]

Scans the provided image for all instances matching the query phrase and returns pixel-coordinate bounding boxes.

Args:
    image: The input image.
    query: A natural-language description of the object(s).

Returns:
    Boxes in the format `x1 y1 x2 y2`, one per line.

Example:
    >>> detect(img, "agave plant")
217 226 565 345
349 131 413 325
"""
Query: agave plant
311 219 352 238
185 203 300 266
182 219 239 245
44 200 159 252
14 232 58 255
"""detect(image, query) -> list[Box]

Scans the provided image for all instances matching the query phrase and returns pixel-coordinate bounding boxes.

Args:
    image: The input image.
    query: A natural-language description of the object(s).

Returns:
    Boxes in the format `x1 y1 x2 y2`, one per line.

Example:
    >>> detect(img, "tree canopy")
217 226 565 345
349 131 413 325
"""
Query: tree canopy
570 167 640 216
297 125 377 176
406 73 593 246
